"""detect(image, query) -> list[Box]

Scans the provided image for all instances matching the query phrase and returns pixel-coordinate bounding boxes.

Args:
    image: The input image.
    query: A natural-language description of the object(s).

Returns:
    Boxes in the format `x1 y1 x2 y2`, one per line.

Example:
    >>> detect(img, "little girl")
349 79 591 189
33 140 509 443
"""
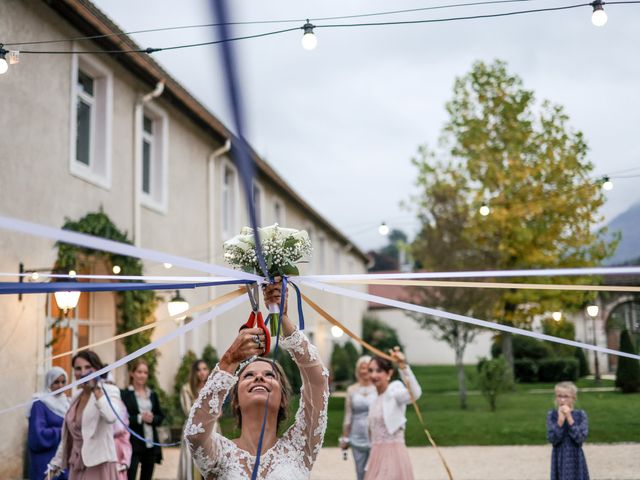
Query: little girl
546 381 590 480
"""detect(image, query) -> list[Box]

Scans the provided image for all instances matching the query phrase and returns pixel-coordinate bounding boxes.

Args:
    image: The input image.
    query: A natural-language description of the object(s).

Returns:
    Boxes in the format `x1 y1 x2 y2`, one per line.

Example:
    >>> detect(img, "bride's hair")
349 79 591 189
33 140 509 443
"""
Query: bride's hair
230 358 292 430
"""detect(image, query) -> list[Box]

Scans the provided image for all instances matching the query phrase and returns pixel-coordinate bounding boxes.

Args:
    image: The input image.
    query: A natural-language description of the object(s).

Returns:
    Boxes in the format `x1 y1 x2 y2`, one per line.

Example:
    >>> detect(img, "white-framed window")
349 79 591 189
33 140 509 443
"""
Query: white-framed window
140 104 169 213
252 181 264 226
221 160 238 238
273 198 285 225
69 54 113 189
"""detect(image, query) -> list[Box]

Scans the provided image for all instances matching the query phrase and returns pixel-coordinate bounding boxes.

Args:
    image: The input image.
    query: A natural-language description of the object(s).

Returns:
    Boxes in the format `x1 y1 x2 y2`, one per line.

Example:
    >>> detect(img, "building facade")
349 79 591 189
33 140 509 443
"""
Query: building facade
0 1 368 477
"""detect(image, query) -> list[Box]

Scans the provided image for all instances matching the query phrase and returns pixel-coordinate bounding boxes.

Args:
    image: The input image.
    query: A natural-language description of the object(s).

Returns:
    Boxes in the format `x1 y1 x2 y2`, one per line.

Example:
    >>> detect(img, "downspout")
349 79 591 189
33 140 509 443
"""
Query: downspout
207 139 231 350
133 81 165 246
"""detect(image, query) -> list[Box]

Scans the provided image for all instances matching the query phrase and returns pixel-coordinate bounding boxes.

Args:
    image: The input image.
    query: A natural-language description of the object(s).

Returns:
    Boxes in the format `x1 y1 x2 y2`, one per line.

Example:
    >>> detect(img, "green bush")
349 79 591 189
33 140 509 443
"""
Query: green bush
477 356 512 411
202 344 219 370
615 329 640 393
331 344 352 385
491 334 554 361
575 348 590 378
514 358 538 383
362 315 404 354
537 358 579 382
343 341 360 372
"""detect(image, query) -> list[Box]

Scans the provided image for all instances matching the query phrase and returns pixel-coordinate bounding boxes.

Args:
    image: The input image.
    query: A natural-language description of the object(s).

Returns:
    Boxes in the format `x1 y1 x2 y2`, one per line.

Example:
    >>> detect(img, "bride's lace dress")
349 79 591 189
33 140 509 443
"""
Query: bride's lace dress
184 329 329 479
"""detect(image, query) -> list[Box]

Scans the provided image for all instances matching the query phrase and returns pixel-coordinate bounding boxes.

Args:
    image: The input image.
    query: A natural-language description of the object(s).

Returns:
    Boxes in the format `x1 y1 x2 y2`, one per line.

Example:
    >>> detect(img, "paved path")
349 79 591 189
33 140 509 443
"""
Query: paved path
156 443 639 479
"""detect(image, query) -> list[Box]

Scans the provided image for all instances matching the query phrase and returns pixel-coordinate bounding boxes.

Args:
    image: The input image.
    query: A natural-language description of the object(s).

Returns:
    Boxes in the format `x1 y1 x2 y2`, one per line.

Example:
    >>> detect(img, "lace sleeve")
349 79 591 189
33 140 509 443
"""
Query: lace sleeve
183 366 237 477
280 329 329 472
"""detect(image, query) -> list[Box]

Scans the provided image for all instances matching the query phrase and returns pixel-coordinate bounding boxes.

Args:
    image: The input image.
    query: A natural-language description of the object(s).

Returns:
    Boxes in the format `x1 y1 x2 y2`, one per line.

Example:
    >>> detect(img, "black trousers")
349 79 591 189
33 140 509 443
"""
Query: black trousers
128 447 156 480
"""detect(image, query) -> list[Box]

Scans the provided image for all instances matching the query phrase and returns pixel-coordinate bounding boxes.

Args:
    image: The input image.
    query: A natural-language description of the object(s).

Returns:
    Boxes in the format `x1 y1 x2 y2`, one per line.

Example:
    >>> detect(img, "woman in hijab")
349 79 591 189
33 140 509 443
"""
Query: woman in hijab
27 366 71 480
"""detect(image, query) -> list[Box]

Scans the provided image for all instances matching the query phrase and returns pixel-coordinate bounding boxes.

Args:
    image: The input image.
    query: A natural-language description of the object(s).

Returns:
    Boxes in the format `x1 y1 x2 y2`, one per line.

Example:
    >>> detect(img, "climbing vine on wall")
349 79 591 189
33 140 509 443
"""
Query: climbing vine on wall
54 209 159 384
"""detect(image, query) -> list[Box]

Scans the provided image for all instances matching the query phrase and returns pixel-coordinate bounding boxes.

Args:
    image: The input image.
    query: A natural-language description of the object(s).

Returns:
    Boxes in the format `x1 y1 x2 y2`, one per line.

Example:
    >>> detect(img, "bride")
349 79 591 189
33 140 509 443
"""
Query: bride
184 280 329 479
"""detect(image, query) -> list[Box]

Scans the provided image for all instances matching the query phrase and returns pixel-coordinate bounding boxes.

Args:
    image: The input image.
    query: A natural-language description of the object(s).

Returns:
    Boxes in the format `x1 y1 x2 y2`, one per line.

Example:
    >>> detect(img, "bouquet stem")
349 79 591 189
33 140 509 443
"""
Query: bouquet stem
268 303 280 337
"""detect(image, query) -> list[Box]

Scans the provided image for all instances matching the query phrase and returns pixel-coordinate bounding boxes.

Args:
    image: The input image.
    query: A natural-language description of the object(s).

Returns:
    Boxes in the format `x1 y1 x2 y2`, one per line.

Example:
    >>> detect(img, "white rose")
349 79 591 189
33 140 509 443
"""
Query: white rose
237 234 255 251
258 224 278 241
292 230 310 243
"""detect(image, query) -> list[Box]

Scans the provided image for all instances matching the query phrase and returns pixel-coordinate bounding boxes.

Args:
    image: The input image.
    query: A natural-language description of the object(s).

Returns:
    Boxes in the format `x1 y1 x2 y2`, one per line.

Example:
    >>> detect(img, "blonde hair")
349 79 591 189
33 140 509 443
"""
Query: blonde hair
555 381 578 399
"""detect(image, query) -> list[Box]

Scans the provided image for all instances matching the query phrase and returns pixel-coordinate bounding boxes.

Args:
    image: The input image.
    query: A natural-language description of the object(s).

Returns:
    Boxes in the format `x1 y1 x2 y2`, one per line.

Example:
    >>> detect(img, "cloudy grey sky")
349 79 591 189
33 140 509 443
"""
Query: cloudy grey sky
94 0 640 251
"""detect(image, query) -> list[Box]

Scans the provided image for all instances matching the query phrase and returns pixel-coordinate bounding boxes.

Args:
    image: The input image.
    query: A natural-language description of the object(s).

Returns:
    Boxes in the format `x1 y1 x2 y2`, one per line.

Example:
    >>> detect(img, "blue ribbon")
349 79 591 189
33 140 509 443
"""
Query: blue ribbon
100 383 181 447
288 281 305 331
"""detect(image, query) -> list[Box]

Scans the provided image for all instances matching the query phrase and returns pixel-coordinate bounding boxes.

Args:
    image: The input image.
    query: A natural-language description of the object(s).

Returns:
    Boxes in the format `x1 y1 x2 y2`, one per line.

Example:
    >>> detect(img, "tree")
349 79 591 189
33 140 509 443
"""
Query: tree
410 60 617 382
615 329 640 393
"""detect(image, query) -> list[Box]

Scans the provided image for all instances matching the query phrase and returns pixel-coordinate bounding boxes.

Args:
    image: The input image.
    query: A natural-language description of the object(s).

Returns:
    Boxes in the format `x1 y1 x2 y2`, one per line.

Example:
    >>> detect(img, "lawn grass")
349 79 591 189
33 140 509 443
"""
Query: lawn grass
220 365 640 447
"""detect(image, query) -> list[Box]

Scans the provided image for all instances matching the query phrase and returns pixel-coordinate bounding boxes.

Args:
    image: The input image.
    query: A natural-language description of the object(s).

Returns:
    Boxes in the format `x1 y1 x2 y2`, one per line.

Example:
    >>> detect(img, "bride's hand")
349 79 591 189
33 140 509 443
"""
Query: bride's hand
262 277 289 316
219 327 267 374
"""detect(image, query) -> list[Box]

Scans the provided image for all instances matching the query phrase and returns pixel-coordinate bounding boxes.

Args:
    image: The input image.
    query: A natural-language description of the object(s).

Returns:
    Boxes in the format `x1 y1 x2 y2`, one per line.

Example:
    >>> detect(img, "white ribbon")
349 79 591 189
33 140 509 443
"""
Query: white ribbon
0 214 261 281
0 293 247 416
298 279 640 361
3 272 236 283
297 266 640 282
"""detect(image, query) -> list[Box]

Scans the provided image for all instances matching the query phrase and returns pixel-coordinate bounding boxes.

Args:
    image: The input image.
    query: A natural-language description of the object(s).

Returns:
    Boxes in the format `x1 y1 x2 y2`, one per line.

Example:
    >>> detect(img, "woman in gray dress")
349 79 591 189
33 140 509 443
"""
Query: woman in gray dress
341 355 377 480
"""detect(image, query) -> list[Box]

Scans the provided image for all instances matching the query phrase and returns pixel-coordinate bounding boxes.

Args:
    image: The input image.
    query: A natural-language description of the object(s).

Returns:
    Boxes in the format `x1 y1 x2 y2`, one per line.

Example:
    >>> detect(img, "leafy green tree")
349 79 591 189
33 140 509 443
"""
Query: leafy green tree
410 60 617 382
330 344 351 385
615 329 640 393
343 341 361 377
171 350 197 426
541 318 576 357
362 315 404 353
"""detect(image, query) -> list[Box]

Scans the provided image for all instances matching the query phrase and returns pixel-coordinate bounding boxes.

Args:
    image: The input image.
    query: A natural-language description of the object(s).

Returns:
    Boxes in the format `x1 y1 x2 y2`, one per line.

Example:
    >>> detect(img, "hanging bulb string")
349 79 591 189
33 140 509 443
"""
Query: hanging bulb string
7 1 640 56
0 0 560 47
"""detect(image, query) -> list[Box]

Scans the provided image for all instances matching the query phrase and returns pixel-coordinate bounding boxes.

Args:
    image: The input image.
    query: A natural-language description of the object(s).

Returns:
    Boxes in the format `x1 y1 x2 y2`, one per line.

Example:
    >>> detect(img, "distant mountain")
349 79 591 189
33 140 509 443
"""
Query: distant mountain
605 202 640 265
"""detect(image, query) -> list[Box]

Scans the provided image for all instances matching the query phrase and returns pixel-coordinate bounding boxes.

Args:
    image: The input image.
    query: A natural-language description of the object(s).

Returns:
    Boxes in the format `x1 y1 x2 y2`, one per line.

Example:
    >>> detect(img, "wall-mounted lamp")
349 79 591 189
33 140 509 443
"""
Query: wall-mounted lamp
168 290 189 323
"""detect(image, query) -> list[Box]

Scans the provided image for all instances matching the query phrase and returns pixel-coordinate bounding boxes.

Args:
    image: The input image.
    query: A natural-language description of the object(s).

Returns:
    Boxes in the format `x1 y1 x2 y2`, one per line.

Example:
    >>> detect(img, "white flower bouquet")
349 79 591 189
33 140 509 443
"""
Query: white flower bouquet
224 224 312 333
223 223 312 278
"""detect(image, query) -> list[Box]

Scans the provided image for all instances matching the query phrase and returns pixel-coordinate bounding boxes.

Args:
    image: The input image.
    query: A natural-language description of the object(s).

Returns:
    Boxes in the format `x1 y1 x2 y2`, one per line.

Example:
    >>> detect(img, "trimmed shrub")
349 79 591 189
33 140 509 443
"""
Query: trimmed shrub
331 344 352 385
477 356 512 411
202 344 219 370
615 329 640 393
492 335 554 361
575 348 590 378
537 358 579 382
362 315 404 354
514 358 538 383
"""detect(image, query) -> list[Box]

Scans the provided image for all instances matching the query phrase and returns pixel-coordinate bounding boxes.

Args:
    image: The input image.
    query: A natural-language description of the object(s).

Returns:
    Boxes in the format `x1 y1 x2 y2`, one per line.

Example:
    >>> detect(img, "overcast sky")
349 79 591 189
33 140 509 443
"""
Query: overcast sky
93 0 640 251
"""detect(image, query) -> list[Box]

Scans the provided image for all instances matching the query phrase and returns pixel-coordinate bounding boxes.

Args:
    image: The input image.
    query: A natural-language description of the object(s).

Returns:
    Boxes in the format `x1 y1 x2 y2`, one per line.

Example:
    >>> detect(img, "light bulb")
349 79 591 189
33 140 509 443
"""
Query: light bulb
31 272 40 280
54 290 81 311
0 58 8 75
591 3 607 26
331 325 344 338
586 305 599 318
163 262 173 269
112 265 121 274
602 176 613 191
68 270 77 278
378 222 390 236
168 290 189 322
552 311 562 322
301 21 317 50
479 204 490 216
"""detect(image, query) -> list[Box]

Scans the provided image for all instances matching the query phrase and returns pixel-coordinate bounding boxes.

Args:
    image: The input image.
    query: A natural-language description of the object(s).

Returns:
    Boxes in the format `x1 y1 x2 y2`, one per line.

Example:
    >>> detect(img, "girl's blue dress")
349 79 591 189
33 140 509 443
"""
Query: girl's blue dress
546 409 590 480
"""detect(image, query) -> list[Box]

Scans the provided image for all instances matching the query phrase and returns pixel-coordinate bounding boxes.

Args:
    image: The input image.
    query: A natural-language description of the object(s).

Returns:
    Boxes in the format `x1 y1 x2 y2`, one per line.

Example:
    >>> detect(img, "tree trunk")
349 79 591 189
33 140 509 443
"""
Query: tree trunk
502 332 515 385
455 346 467 409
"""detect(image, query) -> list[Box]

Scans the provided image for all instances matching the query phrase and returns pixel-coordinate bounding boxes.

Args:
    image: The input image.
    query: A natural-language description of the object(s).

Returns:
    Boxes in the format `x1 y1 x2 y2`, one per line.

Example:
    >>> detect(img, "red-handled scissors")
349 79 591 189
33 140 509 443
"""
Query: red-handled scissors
240 284 270 356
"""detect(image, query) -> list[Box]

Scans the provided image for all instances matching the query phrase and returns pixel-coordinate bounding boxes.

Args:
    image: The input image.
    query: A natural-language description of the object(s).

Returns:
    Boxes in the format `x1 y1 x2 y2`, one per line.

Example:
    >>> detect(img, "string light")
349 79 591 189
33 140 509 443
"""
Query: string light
378 222 390 236
68 270 77 278
602 176 614 191
112 265 121 274
479 203 491 216
163 262 173 269
0 49 8 75
591 0 608 26
301 20 318 50
331 325 344 338
552 311 562 321
6 1 640 58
